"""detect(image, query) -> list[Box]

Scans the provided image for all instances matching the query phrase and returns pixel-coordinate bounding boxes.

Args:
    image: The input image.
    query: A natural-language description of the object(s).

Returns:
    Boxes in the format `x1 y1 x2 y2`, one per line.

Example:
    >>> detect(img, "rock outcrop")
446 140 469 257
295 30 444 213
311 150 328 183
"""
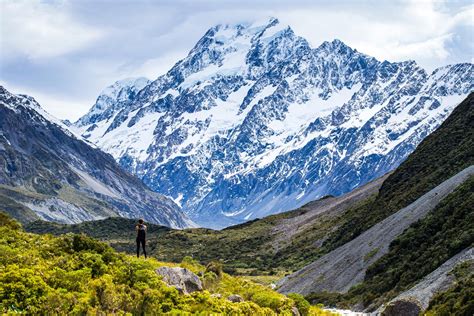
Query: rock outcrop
381 298 422 316
156 267 203 294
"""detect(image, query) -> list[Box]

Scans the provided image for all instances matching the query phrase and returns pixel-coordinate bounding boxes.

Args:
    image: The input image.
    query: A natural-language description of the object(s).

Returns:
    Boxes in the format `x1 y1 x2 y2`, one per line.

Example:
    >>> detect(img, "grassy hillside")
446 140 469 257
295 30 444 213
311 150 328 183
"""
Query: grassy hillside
25 217 172 241
0 212 336 315
25 206 336 275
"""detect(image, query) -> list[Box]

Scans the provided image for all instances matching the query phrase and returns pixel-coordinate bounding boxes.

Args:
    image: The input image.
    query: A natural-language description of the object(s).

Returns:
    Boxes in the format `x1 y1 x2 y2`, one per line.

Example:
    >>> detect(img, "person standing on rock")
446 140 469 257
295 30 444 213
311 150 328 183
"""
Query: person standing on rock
135 219 147 258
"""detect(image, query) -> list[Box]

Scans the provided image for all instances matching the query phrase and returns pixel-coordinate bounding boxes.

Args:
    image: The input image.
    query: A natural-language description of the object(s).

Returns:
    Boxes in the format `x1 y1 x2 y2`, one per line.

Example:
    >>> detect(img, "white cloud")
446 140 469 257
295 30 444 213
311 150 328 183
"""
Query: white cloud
0 0 472 120
276 0 473 70
0 0 103 60
0 80 92 121
129 52 187 80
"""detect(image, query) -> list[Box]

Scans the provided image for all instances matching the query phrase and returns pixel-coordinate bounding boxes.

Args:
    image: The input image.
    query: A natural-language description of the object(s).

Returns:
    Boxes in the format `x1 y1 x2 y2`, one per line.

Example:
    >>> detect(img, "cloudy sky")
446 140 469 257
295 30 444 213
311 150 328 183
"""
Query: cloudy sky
1 0 473 120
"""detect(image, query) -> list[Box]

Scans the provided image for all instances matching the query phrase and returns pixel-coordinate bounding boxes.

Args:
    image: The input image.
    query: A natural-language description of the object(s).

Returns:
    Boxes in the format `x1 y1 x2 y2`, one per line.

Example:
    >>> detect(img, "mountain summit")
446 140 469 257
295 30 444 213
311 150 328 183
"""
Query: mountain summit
74 18 473 228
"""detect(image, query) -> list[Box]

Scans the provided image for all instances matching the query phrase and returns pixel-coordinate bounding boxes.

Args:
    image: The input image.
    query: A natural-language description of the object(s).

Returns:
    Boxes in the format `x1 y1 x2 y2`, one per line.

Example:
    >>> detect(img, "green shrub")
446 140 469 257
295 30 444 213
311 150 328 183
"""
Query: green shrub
0 211 21 230
426 261 474 316
287 293 311 315
0 265 49 313
0 213 301 315
205 260 223 278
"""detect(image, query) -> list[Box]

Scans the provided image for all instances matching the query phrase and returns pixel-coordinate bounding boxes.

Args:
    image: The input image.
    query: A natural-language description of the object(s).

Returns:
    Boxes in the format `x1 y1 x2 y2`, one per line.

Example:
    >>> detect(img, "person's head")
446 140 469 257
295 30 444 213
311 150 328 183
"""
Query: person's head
138 219 144 224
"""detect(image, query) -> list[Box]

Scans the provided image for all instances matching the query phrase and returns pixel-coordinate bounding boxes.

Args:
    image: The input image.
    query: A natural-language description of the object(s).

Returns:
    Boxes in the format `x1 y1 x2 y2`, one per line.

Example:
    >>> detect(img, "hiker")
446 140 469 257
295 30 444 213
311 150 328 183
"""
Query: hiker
135 219 147 258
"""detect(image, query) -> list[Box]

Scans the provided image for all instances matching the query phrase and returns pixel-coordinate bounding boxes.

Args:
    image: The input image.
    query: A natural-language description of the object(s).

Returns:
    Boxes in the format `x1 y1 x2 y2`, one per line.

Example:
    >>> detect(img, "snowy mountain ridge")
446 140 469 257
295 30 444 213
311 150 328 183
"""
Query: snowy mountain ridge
74 18 473 228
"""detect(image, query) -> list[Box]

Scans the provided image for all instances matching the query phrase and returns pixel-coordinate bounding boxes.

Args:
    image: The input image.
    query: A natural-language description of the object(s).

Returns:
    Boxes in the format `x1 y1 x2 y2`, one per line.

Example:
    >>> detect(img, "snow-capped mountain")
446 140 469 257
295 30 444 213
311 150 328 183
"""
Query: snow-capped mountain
0 86 193 228
74 18 473 228
76 77 150 128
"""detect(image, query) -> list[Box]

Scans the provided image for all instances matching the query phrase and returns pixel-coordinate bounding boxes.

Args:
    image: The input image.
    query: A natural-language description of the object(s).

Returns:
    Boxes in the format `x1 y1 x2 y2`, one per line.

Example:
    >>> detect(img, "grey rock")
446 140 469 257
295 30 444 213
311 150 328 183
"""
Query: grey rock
381 298 422 316
227 294 244 303
270 174 388 252
156 267 203 294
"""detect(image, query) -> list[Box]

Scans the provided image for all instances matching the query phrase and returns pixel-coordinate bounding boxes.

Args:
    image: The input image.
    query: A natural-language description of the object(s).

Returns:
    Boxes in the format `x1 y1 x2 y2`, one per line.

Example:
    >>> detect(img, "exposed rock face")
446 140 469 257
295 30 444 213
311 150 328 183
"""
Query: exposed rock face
277 165 474 295
227 294 244 303
0 86 193 228
381 298 422 316
74 17 473 228
156 267 203 294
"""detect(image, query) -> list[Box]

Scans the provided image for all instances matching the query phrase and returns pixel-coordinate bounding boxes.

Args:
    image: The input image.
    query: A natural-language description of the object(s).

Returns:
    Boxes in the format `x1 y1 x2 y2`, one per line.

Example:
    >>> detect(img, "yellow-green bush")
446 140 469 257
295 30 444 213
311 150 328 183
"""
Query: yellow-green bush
288 293 311 316
1 215 333 315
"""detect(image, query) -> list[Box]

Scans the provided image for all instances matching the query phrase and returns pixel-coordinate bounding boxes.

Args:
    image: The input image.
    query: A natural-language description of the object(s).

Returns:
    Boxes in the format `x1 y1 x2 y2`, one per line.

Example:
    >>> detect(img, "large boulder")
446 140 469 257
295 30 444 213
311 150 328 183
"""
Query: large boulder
382 298 422 316
156 267 203 294
227 294 244 303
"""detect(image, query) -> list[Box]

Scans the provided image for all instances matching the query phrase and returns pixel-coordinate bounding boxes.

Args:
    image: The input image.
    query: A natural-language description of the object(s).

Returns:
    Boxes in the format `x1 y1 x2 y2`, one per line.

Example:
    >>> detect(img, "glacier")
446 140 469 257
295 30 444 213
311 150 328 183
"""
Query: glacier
73 18 474 228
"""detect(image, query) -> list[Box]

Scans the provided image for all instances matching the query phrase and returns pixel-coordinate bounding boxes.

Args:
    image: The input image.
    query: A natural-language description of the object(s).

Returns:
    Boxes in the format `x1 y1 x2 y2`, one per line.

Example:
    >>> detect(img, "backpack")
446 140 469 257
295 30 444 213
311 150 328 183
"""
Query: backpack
137 224 146 239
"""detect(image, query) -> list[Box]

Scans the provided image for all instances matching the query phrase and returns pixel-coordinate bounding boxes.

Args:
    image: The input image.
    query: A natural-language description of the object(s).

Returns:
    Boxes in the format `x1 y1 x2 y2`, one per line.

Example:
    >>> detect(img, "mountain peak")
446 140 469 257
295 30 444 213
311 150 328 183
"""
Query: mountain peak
316 38 354 54
194 17 289 49
0 85 9 95
215 17 281 33
75 77 150 127
1 85 43 114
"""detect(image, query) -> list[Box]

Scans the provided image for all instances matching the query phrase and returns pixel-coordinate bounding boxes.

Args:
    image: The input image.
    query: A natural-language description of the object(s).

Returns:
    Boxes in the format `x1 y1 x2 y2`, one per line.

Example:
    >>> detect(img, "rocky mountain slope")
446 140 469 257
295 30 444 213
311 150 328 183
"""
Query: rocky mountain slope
386 247 473 313
277 165 474 295
0 86 193 228
73 18 473 228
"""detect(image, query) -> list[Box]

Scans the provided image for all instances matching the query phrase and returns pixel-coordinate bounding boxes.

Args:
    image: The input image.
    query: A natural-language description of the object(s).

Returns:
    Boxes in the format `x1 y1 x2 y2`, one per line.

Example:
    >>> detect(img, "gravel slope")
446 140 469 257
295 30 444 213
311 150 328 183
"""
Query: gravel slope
277 165 474 295
270 174 388 251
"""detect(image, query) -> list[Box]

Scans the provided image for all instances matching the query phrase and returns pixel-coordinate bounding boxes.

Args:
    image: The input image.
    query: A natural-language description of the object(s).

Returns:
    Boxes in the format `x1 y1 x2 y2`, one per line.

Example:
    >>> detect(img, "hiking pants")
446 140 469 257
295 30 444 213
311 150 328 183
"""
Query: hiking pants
136 237 146 258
